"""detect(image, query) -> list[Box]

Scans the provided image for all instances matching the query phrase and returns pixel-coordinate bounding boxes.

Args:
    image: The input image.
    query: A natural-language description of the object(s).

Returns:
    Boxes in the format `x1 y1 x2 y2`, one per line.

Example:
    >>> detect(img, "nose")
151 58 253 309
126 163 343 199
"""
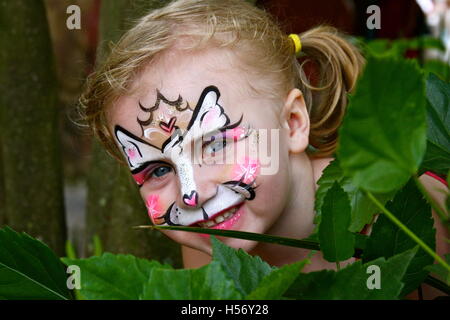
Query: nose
176 163 218 210
182 190 199 207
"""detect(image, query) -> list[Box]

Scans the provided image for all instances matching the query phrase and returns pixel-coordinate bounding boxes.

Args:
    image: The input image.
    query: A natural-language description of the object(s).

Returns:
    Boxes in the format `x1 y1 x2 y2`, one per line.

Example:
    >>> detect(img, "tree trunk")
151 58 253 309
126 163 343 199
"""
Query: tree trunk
85 0 181 267
0 0 66 255
0 139 5 227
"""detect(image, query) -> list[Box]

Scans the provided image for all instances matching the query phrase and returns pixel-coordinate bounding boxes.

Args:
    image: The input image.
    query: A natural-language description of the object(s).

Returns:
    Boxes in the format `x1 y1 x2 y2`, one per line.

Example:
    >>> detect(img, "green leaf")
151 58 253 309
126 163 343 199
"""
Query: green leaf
411 36 445 52
142 239 307 300
363 39 392 57
318 182 355 262
62 253 171 300
338 56 427 193
315 159 394 232
363 179 436 296
92 235 103 257
421 73 450 175
421 141 450 176
65 240 77 260
425 254 450 285
211 236 274 296
0 226 71 300
141 261 242 299
285 247 417 299
362 37 445 59
246 259 309 299
423 60 450 82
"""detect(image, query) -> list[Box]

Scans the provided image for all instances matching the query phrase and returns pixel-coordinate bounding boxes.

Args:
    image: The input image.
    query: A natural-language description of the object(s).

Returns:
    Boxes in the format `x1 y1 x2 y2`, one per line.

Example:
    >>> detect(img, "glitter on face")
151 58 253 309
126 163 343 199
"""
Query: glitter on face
232 156 260 184
145 194 164 224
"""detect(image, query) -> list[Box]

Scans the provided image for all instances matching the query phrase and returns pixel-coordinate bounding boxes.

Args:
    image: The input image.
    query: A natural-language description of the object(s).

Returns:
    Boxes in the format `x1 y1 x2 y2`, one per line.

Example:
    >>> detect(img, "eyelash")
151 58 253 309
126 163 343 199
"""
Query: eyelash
202 137 230 155
143 164 173 182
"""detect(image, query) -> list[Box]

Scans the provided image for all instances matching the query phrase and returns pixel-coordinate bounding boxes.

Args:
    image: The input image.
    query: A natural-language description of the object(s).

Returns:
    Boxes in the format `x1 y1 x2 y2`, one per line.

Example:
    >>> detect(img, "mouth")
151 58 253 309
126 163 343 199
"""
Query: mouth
190 202 244 228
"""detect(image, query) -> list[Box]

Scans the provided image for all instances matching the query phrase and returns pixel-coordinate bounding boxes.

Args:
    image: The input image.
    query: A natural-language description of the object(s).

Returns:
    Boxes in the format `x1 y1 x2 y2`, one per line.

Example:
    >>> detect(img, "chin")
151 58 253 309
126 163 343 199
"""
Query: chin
162 203 270 256
216 236 259 252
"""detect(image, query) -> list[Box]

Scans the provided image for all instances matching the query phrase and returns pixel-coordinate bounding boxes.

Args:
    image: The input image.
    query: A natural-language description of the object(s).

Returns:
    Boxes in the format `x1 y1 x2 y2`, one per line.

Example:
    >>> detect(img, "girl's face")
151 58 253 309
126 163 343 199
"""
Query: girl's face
108 47 294 254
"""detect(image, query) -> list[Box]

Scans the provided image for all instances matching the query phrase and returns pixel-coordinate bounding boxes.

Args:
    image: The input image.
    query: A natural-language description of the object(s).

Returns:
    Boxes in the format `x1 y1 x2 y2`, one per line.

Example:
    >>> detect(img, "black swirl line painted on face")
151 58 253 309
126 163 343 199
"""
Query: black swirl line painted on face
137 89 192 136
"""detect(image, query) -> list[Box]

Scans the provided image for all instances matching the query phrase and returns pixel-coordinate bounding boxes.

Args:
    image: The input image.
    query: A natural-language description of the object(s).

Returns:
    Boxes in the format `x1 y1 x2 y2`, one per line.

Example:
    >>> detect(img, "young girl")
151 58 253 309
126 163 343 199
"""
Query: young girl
80 0 448 279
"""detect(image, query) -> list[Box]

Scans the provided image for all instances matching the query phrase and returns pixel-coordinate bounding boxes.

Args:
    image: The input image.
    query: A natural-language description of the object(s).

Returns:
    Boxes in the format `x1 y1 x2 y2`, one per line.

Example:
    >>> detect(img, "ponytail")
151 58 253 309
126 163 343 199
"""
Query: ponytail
295 25 365 158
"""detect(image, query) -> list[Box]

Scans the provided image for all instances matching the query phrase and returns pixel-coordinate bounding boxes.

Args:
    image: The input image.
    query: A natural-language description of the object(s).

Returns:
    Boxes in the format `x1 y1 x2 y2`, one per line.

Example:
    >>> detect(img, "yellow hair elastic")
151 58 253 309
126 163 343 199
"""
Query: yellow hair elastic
288 33 302 55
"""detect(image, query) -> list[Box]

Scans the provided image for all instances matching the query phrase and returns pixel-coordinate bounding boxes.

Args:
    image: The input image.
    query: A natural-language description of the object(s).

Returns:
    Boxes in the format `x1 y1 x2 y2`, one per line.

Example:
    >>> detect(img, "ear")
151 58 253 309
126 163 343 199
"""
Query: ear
280 88 310 153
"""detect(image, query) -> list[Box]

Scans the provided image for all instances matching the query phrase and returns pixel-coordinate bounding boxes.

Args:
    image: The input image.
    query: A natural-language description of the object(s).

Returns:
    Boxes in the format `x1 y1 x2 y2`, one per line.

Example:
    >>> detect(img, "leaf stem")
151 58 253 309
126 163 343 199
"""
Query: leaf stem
142 225 362 257
143 225 321 250
424 275 450 295
413 174 449 228
366 191 450 273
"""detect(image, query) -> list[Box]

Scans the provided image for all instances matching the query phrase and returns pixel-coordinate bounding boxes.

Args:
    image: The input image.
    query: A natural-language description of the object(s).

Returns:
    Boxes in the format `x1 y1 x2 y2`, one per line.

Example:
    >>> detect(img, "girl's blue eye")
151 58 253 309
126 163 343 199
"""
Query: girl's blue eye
204 139 227 155
151 166 172 178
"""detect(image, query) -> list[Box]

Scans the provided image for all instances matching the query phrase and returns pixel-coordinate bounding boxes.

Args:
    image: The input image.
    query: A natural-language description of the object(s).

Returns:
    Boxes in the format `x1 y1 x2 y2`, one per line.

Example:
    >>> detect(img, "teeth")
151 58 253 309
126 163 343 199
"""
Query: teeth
198 205 240 228
205 221 215 227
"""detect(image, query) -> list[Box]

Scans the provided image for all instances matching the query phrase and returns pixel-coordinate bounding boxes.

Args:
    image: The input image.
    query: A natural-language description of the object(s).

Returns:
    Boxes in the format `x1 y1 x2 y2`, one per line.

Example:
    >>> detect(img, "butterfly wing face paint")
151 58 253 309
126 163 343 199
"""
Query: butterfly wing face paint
115 126 160 170
114 85 260 228
185 86 229 139
114 126 163 185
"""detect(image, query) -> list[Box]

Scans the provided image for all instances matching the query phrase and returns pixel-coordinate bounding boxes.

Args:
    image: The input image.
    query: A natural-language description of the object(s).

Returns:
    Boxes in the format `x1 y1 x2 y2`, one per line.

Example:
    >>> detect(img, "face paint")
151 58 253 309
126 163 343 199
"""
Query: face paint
161 182 254 227
232 156 261 184
224 126 247 142
145 194 164 225
137 90 192 137
115 85 259 228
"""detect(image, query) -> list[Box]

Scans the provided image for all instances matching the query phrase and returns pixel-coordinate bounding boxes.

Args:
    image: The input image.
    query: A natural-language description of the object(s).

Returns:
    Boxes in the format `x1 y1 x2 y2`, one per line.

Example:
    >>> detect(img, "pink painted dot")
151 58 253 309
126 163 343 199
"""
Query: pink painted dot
127 146 136 159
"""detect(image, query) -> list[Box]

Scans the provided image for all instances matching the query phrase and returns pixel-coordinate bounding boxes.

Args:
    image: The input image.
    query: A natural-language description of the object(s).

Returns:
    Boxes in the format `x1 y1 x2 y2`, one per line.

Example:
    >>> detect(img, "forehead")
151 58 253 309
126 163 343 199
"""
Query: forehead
109 48 244 134
108 46 282 146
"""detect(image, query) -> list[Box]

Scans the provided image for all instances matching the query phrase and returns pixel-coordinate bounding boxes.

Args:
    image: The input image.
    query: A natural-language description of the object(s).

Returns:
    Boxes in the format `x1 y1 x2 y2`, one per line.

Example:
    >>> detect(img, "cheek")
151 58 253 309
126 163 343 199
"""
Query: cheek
231 156 261 184
247 164 291 224
144 194 167 225
245 151 291 219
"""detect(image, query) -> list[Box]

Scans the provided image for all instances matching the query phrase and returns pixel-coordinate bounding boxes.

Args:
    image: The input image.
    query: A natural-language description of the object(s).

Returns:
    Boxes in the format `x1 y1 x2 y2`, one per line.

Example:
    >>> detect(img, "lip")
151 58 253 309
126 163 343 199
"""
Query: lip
189 202 244 227
210 202 244 230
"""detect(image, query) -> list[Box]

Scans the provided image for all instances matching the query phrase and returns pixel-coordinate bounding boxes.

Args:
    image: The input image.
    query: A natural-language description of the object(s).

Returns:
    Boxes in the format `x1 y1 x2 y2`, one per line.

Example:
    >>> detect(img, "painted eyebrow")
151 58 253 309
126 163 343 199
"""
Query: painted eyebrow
201 114 244 139
220 114 243 131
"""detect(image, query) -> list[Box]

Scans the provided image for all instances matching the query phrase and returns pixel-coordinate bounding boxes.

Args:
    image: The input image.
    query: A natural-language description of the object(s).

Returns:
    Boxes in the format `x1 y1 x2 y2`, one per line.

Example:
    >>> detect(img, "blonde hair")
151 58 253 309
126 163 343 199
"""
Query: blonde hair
80 0 365 161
